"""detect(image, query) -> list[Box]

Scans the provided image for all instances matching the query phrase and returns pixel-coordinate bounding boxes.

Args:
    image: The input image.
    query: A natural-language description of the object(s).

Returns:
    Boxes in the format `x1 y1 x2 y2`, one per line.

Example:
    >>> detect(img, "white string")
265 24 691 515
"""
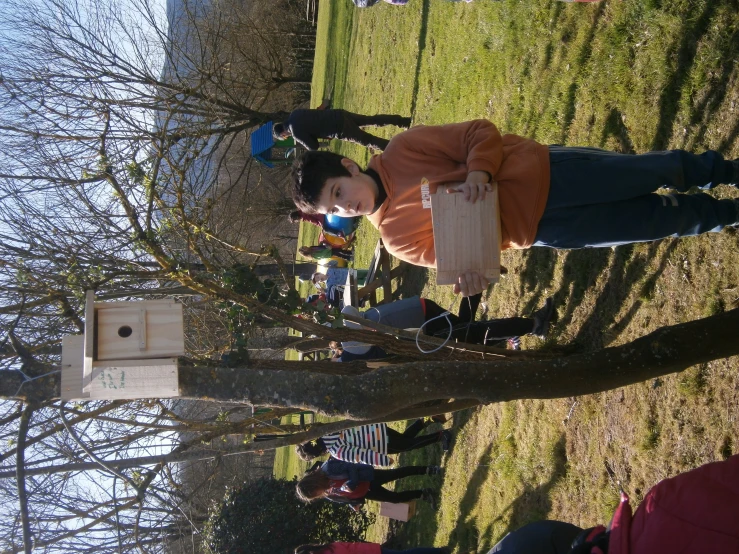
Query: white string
14 369 61 397
415 311 453 354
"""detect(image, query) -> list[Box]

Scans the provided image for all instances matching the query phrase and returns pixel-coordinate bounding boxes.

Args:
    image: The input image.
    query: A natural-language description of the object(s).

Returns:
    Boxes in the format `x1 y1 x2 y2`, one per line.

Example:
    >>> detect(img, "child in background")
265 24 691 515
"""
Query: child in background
296 457 441 509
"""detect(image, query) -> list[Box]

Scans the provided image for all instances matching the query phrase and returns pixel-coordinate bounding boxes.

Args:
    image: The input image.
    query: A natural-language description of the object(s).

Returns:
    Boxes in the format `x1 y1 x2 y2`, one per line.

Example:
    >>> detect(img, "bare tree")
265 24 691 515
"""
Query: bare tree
2 0 737 552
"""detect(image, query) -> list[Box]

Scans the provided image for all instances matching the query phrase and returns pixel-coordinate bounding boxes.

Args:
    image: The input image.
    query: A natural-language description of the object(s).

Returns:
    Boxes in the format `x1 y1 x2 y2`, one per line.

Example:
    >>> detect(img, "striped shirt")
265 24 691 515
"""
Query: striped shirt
322 424 391 467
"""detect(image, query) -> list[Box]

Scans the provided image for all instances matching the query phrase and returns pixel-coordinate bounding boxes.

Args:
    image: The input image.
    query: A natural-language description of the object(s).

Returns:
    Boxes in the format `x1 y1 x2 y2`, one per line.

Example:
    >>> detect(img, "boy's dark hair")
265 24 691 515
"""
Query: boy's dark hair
273 122 288 139
295 439 327 461
288 210 302 223
291 151 352 213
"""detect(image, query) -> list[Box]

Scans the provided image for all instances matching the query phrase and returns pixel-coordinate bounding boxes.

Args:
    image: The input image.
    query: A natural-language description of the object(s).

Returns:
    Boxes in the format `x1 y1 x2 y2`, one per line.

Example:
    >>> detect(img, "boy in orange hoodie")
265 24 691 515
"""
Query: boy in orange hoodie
291 120 739 296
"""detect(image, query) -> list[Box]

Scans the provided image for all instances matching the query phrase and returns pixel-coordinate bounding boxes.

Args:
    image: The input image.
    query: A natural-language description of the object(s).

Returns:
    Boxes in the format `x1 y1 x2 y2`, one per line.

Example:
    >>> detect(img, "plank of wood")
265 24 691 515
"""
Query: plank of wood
88 359 179 400
380 247 393 303
82 290 95 392
61 334 88 401
96 301 185 361
430 185 501 286
356 265 405 299
363 239 383 286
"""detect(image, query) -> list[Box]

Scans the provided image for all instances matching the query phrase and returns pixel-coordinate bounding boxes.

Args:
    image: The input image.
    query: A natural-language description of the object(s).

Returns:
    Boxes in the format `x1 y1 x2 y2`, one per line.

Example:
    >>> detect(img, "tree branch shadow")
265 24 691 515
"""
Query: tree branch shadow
446 442 496 554
649 0 722 151
485 433 569 546
409 0 431 119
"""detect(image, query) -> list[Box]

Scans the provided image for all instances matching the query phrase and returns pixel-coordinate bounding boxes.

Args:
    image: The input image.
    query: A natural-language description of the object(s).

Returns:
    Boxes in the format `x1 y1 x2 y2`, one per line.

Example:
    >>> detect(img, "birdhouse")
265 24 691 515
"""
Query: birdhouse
61 291 185 401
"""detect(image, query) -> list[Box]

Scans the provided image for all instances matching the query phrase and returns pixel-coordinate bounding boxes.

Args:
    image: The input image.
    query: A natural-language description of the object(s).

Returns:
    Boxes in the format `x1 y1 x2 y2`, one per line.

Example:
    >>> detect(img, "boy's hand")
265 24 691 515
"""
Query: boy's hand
447 171 493 203
453 270 492 297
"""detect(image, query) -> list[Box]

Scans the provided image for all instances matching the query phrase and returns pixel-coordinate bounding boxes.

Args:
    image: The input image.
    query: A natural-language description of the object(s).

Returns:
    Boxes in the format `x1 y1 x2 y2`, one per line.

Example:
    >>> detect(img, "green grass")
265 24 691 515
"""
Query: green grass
290 0 739 550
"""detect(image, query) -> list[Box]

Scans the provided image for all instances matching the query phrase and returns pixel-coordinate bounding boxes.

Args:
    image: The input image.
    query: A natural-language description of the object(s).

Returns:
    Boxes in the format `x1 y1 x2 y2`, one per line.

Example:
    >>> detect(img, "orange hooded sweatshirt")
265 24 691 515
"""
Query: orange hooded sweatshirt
366 120 550 268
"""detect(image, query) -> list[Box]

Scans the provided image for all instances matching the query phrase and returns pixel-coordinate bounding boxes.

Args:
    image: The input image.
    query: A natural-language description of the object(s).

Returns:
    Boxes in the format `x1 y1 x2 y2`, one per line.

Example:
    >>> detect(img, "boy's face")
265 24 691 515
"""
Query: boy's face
314 158 379 217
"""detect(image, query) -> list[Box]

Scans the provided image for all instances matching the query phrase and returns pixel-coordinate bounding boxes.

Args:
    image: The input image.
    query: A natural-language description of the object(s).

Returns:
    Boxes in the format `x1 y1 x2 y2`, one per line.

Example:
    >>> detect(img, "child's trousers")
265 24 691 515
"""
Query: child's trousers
533 147 738 248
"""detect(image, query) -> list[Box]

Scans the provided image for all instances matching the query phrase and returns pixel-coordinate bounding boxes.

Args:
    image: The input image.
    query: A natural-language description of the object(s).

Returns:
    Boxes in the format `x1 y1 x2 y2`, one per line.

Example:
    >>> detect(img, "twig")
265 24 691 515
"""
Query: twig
16 401 37 554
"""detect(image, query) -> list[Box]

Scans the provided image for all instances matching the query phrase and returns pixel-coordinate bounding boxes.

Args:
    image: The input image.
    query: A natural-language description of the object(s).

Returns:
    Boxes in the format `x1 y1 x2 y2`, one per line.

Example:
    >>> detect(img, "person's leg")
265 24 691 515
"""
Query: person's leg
422 300 463 337
423 299 534 343
453 318 535 343
334 114 390 150
386 428 443 454
457 293 481 323
531 297 556 338
350 112 412 129
363 486 424 503
547 147 735 209
488 521 584 554
334 249 353 261
371 466 430 486
423 293 481 335
382 548 449 554
401 418 426 437
534 193 738 249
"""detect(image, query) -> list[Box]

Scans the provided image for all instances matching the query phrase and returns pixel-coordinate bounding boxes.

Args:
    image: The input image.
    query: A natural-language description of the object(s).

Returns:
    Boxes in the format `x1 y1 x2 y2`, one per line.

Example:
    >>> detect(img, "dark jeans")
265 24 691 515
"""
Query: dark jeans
488 520 584 553
340 112 412 151
534 147 738 248
423 294 534 342
386 419 441 453
363 466 428 503
380 546 449 554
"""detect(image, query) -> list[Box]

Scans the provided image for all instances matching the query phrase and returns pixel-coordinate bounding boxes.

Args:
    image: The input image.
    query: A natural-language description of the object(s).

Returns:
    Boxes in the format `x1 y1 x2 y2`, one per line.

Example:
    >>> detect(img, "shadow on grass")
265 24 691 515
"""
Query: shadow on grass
557 1 607 144
330 1 356 106
479 433 569 549
409 0 431 118
393 264 431 300
718 113 739 153
518 247 612 329
649 0 721 151
558 239 678 348
522 1 606 141
686 26 739 151
447 442 496 554
604 240 679 339
600 107 636 153
518 247 558 300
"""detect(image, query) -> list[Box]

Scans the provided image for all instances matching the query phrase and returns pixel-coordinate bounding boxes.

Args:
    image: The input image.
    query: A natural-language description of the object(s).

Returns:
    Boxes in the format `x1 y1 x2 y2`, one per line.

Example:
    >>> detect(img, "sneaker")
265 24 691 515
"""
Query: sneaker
531 297 555 339
440 430 453 452
507 336 521 350
422 488 438 510
426 465 443 476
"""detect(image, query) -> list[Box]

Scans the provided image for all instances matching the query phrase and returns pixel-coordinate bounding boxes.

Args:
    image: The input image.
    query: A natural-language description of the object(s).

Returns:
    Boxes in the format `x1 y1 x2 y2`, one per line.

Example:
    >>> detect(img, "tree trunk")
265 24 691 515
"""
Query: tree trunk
9 308 739 419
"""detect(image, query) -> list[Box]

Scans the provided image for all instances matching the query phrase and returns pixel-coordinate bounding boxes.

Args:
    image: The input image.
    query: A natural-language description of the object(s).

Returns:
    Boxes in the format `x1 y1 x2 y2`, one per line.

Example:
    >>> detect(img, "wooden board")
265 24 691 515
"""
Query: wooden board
62 334 180 401
96 301 184 361
61 334 88 401
89 359 179 400
430 185 501 286
379 500 417 521
83 290 95 392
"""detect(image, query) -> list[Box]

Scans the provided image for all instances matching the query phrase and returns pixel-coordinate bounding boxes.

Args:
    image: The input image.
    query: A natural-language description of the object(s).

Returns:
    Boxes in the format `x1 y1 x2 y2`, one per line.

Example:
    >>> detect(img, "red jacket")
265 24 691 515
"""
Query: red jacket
326 543 382 554
607 454 739 554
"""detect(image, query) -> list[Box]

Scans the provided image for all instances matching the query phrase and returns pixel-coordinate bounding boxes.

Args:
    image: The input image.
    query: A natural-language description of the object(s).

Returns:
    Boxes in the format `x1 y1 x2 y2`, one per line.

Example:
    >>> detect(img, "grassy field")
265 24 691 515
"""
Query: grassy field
279 0 739 552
